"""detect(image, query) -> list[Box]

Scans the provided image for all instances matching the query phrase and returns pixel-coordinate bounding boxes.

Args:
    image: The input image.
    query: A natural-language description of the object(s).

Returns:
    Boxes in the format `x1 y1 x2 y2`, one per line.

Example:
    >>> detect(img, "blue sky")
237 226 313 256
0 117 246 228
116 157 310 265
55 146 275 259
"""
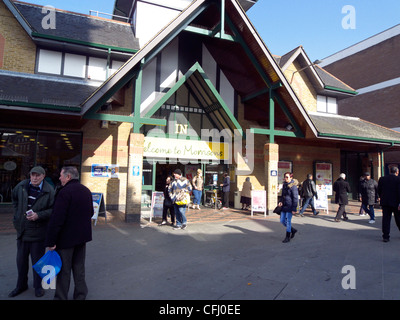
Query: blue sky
21 0 400 62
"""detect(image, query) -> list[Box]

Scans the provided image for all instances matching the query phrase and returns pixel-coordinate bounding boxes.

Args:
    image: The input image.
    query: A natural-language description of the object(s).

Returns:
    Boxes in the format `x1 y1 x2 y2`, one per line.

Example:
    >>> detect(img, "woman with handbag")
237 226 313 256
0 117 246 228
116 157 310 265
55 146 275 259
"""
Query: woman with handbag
169 169 192 230
278 172 299 243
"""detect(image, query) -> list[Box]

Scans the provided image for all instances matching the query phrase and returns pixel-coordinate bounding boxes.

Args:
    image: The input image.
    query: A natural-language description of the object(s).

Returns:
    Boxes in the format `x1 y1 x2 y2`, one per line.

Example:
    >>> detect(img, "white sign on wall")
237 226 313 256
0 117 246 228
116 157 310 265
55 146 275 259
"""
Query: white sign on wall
143 137 229 161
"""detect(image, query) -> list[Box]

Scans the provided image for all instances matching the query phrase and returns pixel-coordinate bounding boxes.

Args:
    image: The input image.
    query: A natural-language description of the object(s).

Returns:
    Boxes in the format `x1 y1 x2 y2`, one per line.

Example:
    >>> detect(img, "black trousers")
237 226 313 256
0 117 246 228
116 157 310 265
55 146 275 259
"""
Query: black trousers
222 191 229 208
162 204 175 223
335 204 346 220
382 206 400 240
15 240 45 290
54 243 88 300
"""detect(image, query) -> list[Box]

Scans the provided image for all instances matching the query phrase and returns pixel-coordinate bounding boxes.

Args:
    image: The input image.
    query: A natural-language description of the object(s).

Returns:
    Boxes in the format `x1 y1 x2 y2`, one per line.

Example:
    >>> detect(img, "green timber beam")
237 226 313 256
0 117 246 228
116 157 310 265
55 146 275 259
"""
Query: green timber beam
269 88 275 143
184 25 235 41
250 128 297 138
142 2 210 65
273 93 304 138
140 62 243 135
225 16 273 89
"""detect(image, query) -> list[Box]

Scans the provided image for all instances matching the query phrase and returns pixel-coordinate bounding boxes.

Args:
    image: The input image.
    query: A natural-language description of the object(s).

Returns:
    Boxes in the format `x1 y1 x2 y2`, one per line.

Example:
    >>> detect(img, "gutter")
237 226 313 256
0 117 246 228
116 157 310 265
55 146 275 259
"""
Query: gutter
317 132 400 146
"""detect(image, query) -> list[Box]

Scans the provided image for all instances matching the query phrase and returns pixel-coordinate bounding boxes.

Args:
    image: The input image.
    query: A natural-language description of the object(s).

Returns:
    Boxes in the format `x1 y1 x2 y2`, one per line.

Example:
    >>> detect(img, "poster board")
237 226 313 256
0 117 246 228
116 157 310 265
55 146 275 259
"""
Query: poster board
91 164 119 178
315 188 329 214
251 190 267 217
278 161 292 195
315 162 333 196
150 191 164 222
92 193 106 225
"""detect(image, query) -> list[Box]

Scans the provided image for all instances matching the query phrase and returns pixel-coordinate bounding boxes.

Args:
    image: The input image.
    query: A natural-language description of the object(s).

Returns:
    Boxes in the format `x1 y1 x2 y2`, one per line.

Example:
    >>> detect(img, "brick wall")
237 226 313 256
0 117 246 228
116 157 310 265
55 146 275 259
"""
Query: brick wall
0 1 36 73
80 86 133 209
323 35 400 89
283 61 317 112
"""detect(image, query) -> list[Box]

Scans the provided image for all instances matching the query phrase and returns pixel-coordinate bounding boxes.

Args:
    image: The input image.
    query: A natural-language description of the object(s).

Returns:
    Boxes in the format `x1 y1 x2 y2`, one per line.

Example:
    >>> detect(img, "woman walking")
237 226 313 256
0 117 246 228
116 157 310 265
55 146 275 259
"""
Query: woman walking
191 169 203 210
278 172 299 243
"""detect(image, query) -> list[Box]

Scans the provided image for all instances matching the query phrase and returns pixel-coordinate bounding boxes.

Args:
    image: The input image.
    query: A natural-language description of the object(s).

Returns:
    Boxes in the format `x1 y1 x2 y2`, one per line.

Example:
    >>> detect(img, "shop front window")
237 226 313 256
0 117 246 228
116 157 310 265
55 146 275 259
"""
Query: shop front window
0 129 82 203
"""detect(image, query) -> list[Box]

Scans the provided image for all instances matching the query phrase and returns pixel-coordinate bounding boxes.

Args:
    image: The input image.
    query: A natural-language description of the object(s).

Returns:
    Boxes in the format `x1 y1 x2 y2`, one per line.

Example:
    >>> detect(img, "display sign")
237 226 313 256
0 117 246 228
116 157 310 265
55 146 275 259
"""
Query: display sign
92 192 106 225
315 189 329 214
143 137 229 161
91 164 119 178
150 191 164 222
251 190 267 217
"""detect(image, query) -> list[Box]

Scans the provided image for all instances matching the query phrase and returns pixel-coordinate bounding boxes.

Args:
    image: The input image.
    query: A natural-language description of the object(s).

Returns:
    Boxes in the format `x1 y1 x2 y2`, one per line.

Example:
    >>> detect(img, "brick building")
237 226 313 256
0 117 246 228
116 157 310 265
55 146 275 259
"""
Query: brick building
2 0 400 220
321 24 400 171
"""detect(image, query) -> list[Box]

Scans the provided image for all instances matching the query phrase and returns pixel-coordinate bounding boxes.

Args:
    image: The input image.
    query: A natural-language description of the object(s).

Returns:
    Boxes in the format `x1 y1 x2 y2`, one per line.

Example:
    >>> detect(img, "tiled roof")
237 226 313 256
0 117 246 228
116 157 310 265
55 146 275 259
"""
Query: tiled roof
12 1 139 52
0 70 97 111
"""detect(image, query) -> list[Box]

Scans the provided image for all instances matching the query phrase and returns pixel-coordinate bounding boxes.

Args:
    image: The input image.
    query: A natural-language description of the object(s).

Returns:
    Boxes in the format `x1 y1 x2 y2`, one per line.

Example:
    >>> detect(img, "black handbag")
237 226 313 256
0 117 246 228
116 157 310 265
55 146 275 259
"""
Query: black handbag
273 205 282 215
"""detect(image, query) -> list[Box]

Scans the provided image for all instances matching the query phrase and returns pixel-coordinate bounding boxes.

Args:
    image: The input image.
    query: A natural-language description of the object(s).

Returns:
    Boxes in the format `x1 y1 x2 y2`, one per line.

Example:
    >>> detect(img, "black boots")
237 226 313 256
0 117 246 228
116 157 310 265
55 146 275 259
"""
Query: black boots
282 228 297 243
282 232 291 243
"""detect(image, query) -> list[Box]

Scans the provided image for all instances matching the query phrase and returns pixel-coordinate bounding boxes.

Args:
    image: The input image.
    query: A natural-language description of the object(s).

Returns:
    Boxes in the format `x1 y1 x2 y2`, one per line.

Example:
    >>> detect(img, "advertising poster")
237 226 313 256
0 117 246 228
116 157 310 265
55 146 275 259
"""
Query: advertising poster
315 162 333 195
150 191 164 222
91 164 119 178
251 190 266 217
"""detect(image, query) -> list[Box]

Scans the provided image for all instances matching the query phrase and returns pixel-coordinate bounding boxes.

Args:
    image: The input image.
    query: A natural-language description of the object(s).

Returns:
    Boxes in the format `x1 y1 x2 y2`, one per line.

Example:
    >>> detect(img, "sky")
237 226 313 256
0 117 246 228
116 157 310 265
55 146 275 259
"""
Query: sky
20 0 400 62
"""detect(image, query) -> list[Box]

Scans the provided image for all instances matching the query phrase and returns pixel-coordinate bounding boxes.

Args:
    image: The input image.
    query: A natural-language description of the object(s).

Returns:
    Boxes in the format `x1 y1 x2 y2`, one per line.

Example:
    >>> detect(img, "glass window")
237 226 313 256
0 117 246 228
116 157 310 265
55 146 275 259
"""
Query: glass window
64 53 86 78
88 57 107 81
142 160 153 186
36 132 82 187
327 97 337 114
37 49 62 75
0 130 36 202
0 129 82 203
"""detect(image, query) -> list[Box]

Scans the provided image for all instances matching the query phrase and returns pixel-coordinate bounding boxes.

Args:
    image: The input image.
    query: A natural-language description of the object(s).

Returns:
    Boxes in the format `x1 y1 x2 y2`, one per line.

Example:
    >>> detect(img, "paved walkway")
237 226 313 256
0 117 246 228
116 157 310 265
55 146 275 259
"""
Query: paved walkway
2 200 400 306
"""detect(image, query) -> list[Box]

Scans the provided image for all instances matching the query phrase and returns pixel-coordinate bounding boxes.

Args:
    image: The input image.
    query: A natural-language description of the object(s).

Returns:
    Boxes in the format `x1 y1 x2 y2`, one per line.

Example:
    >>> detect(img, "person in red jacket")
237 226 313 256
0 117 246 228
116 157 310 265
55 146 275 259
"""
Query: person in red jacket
45 166 93 300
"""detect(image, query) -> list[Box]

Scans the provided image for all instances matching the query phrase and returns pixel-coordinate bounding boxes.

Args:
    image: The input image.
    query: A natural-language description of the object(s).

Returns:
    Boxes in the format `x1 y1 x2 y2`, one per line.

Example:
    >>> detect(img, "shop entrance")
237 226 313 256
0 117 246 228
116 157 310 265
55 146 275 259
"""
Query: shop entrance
141 160 229 208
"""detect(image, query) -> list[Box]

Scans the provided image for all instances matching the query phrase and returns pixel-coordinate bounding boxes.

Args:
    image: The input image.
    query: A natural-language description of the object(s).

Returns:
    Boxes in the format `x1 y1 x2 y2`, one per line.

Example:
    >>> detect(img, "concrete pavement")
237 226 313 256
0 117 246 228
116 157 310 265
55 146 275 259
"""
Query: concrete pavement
1 202 400 304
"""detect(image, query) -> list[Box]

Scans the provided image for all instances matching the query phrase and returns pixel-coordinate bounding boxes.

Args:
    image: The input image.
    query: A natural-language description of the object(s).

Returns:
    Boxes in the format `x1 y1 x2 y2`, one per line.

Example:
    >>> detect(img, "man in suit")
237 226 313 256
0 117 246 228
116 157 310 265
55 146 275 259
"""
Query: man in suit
45 166 93 299
333 173 351 222
378 166 400 242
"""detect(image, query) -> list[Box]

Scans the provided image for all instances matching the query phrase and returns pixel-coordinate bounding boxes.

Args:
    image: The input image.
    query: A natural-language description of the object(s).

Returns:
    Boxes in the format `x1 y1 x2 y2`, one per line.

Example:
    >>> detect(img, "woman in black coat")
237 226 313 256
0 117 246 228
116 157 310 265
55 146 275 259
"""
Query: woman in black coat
159 176 175 226
278 172 299 243
333 173 351 222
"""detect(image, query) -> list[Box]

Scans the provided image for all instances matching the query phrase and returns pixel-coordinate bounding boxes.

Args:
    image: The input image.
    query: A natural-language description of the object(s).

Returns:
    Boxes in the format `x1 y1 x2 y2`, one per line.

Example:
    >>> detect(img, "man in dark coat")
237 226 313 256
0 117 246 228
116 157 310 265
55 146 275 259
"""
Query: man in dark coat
299 174 319 216
9 166 55 298
45 166 93 300
378 166 400 242
333 173 351 222
358 172 378 224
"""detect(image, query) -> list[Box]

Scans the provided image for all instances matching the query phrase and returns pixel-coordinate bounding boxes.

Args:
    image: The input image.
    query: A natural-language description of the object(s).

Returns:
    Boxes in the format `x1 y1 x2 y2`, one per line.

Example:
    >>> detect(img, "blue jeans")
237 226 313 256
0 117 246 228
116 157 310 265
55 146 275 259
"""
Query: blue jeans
280 211 293 232
174 204 187 227
362 204 375 220
193 189 202 205
300 196 317 214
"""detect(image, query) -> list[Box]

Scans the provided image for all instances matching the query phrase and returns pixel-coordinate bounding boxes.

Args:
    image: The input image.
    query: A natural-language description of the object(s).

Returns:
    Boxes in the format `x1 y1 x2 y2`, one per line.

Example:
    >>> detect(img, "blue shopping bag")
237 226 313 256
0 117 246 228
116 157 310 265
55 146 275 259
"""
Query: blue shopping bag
33 250 62 284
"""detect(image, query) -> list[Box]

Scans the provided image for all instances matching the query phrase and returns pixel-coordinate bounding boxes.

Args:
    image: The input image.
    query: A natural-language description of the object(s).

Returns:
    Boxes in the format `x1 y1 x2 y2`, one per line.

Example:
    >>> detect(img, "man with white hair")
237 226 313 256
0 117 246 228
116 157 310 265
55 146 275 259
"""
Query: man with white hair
333 173 351 222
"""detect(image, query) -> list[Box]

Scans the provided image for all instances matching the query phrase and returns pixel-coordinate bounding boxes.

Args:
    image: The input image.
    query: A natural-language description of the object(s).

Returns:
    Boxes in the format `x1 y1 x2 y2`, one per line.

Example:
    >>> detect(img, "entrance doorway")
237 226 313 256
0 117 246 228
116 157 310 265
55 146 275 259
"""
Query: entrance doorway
141 160 229 208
